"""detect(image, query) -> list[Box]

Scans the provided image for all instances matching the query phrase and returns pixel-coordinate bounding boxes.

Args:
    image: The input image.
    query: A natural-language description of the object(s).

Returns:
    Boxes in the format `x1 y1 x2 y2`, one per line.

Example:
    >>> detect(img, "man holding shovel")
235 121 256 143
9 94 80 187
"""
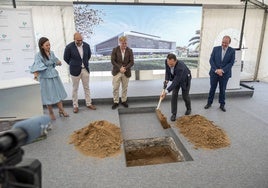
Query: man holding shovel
161 53 192 121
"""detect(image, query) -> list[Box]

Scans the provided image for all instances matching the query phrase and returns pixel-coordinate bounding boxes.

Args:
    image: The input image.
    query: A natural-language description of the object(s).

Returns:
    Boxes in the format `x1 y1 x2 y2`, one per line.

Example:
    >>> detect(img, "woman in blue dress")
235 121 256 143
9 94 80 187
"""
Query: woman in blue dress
31 37 69 120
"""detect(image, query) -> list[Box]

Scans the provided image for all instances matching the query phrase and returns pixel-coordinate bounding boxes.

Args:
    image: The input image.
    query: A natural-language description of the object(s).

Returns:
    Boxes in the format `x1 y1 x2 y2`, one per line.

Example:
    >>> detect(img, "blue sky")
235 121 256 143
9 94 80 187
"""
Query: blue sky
81 4 202 48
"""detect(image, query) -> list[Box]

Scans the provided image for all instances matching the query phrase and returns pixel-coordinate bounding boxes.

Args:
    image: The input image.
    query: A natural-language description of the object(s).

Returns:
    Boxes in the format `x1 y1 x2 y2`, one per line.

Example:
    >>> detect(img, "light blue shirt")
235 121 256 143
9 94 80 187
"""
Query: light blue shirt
31 51 60 78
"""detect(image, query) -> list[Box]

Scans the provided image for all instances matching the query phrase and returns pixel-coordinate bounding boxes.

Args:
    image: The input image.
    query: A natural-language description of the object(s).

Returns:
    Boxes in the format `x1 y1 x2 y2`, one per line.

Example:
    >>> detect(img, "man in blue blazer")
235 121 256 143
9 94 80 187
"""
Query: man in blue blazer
64 32 96 113
161 53 192 121
204 35 235 112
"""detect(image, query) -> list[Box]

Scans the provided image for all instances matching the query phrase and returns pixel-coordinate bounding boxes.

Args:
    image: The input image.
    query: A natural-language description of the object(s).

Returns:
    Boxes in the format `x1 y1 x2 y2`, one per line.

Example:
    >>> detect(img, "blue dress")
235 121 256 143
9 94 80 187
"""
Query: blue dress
31 51 67 105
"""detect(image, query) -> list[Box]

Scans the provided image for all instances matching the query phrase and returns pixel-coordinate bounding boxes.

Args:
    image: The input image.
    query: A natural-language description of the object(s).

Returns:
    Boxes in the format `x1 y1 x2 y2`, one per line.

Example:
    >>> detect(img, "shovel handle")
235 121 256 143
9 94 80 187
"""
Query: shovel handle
156 98 162 109
156 89 166 109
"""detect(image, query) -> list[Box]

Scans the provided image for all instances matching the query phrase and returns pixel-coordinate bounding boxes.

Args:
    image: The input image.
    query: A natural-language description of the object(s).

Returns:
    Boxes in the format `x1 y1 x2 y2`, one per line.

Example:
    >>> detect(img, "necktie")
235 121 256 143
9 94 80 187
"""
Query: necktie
222 49 226 61
171 67 174 75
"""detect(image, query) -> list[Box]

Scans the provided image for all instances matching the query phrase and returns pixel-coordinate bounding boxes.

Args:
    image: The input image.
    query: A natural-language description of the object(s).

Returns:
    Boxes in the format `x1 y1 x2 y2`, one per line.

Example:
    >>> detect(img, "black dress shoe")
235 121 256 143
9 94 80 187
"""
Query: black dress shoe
112 103 119 110
185 109 191 115
121 102 128 108
170 114 176 121
220 105 226 112
204 104 211 109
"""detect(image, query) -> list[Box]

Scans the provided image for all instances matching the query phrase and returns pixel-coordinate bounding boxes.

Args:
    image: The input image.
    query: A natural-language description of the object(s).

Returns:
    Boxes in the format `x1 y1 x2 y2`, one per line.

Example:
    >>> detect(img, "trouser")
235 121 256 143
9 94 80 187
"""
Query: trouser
207 75 229 106
171 77 191 115
112 72 129 103
71 69 92 108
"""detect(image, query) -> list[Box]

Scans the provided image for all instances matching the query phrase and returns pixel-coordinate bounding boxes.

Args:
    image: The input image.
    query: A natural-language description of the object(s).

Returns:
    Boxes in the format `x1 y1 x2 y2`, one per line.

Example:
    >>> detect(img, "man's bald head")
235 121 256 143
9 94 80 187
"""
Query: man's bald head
74 32 83 46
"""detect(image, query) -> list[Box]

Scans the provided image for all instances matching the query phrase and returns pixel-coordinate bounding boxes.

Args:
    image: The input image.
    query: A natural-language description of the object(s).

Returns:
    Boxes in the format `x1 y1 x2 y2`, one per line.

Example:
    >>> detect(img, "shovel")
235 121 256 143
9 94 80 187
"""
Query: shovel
155 81 170 129
156 81 167 110
156 89 165 110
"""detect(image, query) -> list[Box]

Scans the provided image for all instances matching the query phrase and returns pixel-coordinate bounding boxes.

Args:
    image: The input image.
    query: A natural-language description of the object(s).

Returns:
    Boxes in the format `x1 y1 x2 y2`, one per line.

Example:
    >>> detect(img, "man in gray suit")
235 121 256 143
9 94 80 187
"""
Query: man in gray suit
111 36 134 109
204 35 235 112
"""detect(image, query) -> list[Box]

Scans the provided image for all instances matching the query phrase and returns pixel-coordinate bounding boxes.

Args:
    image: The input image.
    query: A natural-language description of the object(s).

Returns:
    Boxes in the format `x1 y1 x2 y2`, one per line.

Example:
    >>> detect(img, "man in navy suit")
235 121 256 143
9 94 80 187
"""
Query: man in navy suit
64 32 96 113
161 53 192 121
204 35 235 112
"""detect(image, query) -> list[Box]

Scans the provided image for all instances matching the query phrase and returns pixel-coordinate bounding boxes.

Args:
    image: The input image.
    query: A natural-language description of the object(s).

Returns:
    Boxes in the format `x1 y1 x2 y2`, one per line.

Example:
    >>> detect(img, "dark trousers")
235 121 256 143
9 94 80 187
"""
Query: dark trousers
171 80 191 115
207 75 229 106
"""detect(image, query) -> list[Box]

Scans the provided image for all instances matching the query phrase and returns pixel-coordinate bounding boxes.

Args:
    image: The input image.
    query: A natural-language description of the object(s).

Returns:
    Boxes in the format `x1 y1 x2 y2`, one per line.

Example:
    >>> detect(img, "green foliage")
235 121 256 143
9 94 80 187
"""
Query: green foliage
74 4 104 39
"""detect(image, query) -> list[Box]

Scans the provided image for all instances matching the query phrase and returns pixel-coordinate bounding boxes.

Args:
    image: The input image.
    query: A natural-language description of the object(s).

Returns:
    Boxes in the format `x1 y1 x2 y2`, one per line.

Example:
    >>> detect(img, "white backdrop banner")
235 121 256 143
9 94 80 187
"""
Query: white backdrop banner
0 8 35 81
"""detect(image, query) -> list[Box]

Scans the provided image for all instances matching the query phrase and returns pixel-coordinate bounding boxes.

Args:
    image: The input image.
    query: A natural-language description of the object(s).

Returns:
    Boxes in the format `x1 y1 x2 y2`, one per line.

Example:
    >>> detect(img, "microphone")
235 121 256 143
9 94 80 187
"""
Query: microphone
13 115 51 144
0 115 51 153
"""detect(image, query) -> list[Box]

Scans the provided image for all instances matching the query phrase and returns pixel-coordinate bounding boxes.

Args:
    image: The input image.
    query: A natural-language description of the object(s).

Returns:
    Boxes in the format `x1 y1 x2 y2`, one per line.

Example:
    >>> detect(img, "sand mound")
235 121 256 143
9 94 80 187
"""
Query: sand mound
175 115 230 149
69 120 122 158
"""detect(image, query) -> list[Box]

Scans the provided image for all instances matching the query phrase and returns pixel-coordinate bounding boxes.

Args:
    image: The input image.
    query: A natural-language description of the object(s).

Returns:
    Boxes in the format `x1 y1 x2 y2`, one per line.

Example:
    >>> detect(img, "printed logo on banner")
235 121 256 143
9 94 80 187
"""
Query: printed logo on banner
1 9 35 80
19 21 31 30
0 10 7 19
22 44 34 52
0 34 10 41
1 57 14 65
25 65 33 73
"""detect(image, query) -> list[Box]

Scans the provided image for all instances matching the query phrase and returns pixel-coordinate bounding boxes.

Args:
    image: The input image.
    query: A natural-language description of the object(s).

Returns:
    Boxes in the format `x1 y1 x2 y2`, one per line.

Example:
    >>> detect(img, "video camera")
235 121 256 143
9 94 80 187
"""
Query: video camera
0 115 51 188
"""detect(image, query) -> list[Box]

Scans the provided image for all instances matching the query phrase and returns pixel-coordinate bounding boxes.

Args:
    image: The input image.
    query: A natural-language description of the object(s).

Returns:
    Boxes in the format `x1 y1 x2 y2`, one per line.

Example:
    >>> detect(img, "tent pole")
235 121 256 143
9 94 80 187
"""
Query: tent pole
12 0 16 8
253 10 267 81
239 0 248 49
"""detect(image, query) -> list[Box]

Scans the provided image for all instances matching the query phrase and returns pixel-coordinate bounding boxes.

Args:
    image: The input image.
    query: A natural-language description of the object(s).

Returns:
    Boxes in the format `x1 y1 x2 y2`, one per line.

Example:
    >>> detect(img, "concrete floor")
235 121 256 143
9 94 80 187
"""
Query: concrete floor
20 79 268 188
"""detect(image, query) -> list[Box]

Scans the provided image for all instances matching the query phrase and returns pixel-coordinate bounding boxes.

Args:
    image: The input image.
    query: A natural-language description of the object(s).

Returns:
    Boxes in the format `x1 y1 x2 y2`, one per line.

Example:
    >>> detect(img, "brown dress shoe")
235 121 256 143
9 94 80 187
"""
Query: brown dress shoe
87 105 96 110
73 107 79 113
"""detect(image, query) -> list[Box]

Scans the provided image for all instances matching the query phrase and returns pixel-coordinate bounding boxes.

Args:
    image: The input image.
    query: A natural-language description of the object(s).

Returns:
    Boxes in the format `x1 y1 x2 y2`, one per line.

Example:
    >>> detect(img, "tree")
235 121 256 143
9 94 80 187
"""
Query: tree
188 30 200 51
74 4 104 39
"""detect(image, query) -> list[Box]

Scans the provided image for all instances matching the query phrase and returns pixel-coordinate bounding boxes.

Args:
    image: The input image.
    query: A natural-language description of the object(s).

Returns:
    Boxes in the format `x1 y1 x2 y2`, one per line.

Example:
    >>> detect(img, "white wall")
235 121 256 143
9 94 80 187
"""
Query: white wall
31 6 74 83
199 6 265 82
258 13 268 82
1 0 268 83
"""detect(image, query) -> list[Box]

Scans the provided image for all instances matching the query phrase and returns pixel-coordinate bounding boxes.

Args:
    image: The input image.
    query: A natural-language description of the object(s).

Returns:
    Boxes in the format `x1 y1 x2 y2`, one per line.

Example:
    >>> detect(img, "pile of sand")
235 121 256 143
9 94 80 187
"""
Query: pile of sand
69 120 122 158
175 115 230 149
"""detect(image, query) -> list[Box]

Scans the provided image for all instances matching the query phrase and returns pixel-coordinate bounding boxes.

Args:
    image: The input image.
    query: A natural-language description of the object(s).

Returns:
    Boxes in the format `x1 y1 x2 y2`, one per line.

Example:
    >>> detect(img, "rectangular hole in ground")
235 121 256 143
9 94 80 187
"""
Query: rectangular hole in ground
119 107 193 167
124 137 188 167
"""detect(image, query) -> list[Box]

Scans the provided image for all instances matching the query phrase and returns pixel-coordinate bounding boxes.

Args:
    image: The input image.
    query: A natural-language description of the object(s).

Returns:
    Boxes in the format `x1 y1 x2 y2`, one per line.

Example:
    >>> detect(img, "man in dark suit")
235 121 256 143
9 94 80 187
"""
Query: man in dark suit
204 35 235 112
161 53 192 121
111 36 134 109
64 32 96 113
